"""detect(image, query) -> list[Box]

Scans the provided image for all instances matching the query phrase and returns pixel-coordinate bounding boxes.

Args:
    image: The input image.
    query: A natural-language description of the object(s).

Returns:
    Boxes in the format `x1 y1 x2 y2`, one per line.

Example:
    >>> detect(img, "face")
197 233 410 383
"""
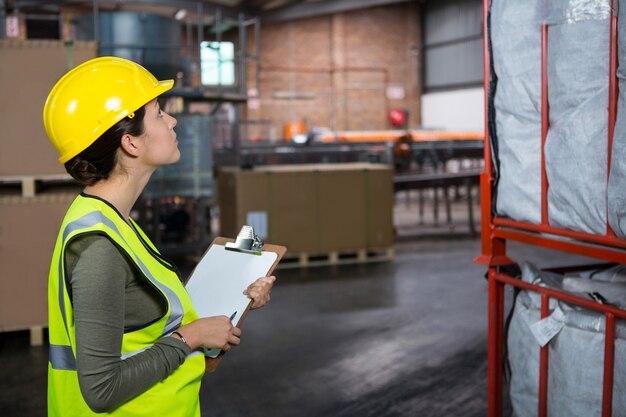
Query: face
136 98 180 167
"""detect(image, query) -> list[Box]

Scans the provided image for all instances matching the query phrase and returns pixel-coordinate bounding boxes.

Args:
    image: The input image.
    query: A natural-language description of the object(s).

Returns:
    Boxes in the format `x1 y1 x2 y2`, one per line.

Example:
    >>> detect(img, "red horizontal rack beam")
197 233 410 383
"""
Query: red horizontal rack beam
492 218 626 264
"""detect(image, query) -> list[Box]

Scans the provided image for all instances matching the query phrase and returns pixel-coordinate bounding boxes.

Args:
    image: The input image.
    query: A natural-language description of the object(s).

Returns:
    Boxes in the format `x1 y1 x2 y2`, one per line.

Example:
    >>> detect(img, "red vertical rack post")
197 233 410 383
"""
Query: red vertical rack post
477 0 511 414
540 23 549 226
538 294 549 417
603 313 616 417
607 1 618 238
475 0 514 268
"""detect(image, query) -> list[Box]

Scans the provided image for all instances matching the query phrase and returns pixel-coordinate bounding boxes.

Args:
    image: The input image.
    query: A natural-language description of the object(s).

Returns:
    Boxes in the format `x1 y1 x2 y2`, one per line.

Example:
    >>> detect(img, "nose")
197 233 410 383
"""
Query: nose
168 113 177 129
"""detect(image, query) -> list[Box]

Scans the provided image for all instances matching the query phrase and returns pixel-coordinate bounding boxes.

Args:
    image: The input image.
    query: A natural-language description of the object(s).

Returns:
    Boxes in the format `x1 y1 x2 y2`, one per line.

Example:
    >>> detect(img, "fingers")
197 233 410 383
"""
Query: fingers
244 276 276 309
245 286 268 301
222 337 239 351
244 276 276 293
247 289 269 308
228 333 241 346
223 318 241 350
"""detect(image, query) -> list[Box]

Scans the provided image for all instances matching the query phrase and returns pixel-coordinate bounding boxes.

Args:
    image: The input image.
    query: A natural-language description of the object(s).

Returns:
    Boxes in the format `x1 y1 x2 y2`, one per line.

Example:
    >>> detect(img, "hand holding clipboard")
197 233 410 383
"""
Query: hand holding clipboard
185 226 286 371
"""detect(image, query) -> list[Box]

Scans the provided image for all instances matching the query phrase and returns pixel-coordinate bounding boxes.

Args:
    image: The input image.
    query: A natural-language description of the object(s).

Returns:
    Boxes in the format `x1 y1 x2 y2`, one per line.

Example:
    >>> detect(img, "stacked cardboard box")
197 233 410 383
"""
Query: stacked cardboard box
0 39 96 333
0 192 76 330
0 39 98 176
218 163 393 254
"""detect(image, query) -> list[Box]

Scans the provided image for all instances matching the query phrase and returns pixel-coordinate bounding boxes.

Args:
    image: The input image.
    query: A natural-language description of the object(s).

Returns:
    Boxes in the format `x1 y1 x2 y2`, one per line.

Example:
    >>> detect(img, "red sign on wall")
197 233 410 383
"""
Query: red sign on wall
389 108 407 127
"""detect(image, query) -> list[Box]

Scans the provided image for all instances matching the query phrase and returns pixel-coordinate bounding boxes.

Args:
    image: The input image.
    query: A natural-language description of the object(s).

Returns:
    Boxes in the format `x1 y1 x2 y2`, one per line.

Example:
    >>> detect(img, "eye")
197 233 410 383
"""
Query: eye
157 108 164 118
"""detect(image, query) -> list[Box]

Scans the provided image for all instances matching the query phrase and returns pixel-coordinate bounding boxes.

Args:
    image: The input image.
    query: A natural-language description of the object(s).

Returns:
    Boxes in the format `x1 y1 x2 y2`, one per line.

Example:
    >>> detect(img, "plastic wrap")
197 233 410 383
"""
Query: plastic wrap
508 262 626 417
543 0 610 234
490 0 543 223
541 0 611 24
608 0 626 237
563 264 626 306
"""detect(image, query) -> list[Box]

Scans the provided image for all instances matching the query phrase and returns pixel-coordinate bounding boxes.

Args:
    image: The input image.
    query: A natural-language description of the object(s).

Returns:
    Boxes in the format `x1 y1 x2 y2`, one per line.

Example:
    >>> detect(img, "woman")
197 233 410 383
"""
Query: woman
43 56 275 417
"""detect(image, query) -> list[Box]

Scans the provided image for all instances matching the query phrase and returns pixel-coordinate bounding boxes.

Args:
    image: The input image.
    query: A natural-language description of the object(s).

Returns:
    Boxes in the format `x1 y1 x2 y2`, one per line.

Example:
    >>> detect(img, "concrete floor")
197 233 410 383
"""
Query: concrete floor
0 195 595 417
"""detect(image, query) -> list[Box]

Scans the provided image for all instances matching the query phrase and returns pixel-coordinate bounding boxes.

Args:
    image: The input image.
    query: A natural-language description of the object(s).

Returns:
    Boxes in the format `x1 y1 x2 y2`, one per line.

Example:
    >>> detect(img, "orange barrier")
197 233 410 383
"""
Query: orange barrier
317 130 484 143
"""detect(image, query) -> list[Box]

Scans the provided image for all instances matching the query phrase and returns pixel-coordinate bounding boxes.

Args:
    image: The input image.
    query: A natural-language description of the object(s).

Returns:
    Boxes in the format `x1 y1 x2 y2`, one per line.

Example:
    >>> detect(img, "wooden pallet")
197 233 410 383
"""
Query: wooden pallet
0 325 46 346
0 174 75 197
278 247 395 269
29 325 45 346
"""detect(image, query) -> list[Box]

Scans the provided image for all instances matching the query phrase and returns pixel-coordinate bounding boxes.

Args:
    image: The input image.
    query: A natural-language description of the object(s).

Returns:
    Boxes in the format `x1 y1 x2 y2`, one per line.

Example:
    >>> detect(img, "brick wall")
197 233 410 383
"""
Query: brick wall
244 2 422 139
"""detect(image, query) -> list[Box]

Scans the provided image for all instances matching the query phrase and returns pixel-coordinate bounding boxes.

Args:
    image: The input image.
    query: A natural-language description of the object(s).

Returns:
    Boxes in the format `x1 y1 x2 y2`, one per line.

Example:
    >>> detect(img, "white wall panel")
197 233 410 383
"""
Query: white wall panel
421 87 483 130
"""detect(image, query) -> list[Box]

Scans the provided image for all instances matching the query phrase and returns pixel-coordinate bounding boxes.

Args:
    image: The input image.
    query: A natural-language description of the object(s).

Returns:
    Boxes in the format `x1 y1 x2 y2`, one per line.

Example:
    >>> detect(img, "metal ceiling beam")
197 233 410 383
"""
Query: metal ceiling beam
244 0 271 9
249 0 300 11
259 0 414 23
119 0 252 18
9 0 251 19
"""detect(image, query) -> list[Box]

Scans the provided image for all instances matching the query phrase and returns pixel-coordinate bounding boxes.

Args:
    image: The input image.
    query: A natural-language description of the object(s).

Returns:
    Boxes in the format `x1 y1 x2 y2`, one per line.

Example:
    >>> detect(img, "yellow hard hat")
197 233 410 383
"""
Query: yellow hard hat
43 56 174 163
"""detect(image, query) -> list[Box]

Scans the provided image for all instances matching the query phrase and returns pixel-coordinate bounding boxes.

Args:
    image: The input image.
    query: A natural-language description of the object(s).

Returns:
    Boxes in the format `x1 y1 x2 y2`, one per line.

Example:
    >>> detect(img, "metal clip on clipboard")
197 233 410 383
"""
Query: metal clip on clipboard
224 225 264 255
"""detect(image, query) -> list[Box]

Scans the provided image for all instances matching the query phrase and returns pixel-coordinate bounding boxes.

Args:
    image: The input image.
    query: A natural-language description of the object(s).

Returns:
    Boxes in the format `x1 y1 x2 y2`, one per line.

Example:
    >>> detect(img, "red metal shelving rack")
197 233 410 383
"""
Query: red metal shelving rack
476 1 626 416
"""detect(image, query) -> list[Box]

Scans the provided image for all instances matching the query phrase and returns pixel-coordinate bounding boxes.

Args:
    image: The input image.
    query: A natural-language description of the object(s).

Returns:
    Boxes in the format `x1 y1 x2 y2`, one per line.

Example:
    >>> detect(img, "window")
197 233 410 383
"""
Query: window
200 41 235 86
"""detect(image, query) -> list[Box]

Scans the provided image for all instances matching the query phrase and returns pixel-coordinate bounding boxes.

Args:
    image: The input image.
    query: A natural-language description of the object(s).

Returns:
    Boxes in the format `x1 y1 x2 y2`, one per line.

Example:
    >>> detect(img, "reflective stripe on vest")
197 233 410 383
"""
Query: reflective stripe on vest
49 344 76 370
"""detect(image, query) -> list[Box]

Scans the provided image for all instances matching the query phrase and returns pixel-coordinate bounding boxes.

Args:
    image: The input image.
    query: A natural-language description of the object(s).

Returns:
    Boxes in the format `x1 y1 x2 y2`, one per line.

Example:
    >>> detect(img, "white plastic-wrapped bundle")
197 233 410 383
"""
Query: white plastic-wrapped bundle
563 264 626 303
491 0 542 224
544 0 611 234
508 262 626 417
608 0 626 237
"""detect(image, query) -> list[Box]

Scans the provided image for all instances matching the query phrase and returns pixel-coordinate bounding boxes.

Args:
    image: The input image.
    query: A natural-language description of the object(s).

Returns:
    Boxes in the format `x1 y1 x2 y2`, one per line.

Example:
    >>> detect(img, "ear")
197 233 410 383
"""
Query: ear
119 134 142 157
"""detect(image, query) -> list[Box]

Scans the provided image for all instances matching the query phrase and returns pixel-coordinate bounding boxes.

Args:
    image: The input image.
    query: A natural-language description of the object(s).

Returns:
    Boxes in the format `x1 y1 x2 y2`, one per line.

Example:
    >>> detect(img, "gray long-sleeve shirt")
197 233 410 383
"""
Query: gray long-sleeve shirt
65 234 193 413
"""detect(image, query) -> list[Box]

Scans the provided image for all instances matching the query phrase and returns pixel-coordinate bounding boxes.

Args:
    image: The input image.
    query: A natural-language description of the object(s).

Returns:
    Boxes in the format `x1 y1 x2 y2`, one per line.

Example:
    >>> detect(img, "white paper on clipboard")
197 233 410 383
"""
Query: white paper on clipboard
185 244 278 357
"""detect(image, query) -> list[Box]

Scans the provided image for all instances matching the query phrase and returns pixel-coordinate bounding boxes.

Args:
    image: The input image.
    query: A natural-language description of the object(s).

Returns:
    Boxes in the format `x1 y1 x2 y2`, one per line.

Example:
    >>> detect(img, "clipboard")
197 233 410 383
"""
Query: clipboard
185 226 286 372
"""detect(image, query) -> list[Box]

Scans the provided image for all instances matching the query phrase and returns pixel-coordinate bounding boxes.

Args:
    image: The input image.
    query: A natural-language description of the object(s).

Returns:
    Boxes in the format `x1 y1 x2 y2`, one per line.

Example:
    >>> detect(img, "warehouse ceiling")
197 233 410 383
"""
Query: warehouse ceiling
6 0 415 23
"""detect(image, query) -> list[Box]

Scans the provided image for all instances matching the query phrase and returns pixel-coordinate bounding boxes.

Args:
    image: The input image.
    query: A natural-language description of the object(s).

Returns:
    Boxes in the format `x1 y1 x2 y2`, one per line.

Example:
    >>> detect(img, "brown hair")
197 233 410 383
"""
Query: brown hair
64 107 146 186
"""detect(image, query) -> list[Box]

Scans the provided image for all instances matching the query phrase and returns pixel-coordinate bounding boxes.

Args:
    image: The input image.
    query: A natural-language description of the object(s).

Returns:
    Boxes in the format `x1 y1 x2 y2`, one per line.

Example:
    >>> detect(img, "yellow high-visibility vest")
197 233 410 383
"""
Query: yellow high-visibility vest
48 193 205 417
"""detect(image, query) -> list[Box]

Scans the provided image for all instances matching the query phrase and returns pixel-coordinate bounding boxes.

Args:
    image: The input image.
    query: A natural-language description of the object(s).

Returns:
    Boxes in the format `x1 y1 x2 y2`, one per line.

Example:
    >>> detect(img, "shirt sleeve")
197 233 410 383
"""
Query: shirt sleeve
66 234 193 413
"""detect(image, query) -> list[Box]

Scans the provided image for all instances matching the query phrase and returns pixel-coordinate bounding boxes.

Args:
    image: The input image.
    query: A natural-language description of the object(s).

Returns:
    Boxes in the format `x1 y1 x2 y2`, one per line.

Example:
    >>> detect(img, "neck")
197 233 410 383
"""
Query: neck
84 169 153 221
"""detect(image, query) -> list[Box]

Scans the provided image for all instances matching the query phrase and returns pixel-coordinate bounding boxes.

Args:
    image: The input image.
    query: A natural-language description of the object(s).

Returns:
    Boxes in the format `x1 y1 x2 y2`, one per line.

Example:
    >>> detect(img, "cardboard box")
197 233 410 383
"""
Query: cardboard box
0 40 98 176
0 192 75 330
318 169 367 251
218 163 393 254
